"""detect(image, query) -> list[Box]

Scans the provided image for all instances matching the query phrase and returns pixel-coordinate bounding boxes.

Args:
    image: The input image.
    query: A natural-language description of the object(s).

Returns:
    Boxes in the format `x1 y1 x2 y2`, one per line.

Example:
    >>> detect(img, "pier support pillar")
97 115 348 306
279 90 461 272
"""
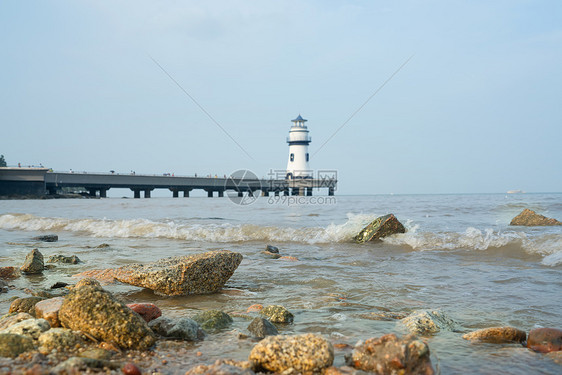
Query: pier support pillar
292 188 299 196
306 188 312 196
207 190 213 198
218 190 224 197
133 189 141 199
144 189 152 198
274 190 280 196
172 190 179 198
48 187 57 195
99 189 107 198
328 187 334 196
261 190 269 197
248 190 254 197
283 188 289 196
183 190 190 197
238 191 243 197
88 189 96 197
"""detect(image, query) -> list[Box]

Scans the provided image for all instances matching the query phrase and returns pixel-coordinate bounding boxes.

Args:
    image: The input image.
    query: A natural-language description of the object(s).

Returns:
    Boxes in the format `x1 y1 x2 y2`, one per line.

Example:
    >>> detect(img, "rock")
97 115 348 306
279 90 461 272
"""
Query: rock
249 333 334 373
546 351 562 365
354 214 406 243
278 256 298 261
510 209 562 226
20 248 45 274
9 296 45 317
0 280 9 293
0 312 34 330
265 245 279 253
80 348 113 361
122 362 142 375
463 327 526 343
127 303 162 323
32 234 58 242
51 357 116 373
38 328 83 352
259 305 294 324
0 318 50 340
0 266 20 279
74 250 243 296
35 297 64 328
247 317 278 338
347 333 434 374
527 328 562 353
148 316 204 341
74 278 102 288
47 254 81 264
359 311 409 321
261 251 281 259
186 360 255 375
0 333 34 358
58 285 156 350
401 310 459 335
51 281 69 289
192 310 233 331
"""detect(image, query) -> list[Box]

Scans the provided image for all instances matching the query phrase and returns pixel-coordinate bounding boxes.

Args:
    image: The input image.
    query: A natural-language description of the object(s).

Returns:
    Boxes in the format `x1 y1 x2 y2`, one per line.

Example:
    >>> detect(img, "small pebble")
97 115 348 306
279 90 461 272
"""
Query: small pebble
122 362 141 375
196 351 202 357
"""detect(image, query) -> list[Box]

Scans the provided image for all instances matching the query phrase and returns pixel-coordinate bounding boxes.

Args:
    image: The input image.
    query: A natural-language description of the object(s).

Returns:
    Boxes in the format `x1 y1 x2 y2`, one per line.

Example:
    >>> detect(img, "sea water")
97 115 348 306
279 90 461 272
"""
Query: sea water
0 193 561 374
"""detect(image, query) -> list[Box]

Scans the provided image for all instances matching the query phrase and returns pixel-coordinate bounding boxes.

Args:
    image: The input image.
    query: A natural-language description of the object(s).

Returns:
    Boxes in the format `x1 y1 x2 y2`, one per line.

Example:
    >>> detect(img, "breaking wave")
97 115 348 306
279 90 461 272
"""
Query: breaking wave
0 213 560 266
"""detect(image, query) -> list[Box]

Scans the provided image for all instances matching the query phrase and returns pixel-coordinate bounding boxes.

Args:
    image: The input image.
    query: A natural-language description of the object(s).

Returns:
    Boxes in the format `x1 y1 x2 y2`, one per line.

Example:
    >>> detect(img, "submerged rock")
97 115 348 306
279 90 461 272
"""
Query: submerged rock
261 251 281 259
32 234 58 242
510 209 562 226
21 248 45 274
127 303 162 323
259 305 294 324
186 359 254 375
354 214 406 243
401 310 459 335
74 250 243 296
0 266 20 279
149 316 204 341
247 317 278 338
0 333 34 358
0 280 8 293
35 297 64 328
193 310 233 331
347 333 434 374
47 254 81 264
527 328 562 353
265 245 279 254
58 285 156 350
249 333 334 373
463 327 526 343
9 296 45 317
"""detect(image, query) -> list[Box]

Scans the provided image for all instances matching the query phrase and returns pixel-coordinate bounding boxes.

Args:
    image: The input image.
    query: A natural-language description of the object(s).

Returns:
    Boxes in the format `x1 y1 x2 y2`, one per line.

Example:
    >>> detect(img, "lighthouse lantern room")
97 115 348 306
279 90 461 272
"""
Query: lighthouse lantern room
286 115 312 179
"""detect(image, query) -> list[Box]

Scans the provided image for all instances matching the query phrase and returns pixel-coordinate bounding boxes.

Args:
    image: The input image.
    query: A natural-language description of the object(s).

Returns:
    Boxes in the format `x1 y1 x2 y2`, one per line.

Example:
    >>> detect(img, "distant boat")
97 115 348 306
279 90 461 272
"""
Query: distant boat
507 190 525 194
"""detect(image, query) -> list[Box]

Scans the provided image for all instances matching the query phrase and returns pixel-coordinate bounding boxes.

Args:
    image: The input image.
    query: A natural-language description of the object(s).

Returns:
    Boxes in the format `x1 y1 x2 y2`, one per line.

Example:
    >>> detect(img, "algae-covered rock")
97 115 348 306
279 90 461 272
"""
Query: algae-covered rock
21 248 45 274
401 310 459 335
192 310 233 331
354 214 406 243
249 333 334 373
0 318 50 340
510 209 562 226
58 285 156 350
9 296 45 317
463 327 526 343
38 328 83 352
247 317 278 338
47 254 81 264
0 266 20 279
347 333 434 374
32 234 58 242
149 316 204 341
0 333 34 358
74 250 243 296
259 305 294 324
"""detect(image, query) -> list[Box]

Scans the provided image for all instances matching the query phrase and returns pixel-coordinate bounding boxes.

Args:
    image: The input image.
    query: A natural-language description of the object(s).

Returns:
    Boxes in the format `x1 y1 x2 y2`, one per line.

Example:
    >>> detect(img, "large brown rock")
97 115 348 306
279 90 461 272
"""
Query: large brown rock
58 285 156 350
347 333 434 374
74 250 243 296
510 209 562 226
21 248 45 274
9 296 45 317
354 214 406 243
462 327 526 343
527 328 562 353
0 266 20 279
35 297 64 327
249 333 334 373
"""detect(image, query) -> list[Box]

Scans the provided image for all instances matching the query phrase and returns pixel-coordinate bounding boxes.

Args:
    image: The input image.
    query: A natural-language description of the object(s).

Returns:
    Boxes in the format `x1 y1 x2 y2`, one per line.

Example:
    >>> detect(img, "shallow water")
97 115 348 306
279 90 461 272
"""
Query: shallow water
1 193 561 374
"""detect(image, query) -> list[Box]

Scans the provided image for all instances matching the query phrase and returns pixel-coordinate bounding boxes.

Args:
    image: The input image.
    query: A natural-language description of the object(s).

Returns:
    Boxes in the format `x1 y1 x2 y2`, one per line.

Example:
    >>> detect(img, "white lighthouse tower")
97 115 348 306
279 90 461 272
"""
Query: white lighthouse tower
286 115 312 179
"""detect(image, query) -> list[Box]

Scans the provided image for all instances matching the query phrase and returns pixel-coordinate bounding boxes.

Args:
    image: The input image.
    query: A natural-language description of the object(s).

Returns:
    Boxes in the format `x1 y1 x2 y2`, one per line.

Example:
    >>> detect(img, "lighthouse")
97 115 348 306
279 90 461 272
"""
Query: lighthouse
286 115 312 179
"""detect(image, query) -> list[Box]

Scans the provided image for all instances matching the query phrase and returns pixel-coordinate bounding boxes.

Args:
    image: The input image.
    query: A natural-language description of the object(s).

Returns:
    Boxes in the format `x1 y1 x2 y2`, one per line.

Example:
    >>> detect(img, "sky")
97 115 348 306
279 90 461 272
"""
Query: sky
1 0 561 194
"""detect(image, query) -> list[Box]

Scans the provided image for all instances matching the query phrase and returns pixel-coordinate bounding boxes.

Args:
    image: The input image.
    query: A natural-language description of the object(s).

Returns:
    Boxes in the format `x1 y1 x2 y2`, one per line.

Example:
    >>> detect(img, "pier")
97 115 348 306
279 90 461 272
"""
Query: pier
0 168 336 198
